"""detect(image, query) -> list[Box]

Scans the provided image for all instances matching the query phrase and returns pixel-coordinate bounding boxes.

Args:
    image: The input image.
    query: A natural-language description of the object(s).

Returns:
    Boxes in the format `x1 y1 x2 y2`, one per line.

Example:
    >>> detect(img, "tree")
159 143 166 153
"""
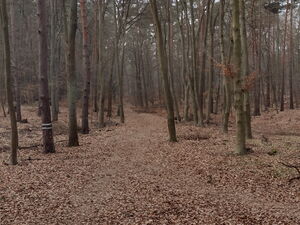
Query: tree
150 0 177 142
63 0 79 146
79 0 91 134
240 0 252 139
50 0 59 121
97 0 106 128
9 0 22 122
0 0 18 164
231 0 246 154
206 0 216 123
37 0 55 153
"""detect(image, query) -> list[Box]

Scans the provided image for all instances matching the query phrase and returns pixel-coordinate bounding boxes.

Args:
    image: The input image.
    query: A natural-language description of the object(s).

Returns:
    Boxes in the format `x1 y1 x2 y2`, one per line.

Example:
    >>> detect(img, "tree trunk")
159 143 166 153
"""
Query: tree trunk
0 0 18 164
231 0 246 154
118 41 125 123
220 0 232 133
289 4 294 110
240 0 252 139
63 0 79 147
79 0 91 134
199 0 211 125
106 53 114 118
9 0 21 122
280 4 289 112
206 0 216 123
150 0 177 142
167 0 181 122
50 0 59 121
190 0 200 125
98 0 106 128
37 0 55 153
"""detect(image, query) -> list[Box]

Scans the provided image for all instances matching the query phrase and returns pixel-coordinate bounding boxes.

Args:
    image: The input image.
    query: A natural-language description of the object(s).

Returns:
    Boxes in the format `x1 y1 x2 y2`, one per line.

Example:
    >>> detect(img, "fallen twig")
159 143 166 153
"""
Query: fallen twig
280 162 300 184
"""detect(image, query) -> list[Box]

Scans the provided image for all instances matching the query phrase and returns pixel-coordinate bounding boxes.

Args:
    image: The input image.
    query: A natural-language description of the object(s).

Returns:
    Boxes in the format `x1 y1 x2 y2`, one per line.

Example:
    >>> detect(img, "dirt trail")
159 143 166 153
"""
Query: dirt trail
1 107 300 224
72 109 300 224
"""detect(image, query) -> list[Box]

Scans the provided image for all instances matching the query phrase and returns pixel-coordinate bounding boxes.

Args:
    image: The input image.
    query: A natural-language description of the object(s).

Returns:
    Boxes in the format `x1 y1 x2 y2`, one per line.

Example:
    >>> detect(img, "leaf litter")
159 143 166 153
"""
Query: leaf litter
0 106 300 224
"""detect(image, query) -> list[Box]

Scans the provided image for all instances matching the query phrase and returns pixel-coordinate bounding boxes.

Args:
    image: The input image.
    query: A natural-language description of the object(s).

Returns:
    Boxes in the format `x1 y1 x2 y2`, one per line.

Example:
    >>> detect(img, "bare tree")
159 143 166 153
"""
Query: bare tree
231 0 246 154
0 0 18 164
150 0 177 142
79 0 91 134
50 0 59 121
37 0 55 153
63 0 79 146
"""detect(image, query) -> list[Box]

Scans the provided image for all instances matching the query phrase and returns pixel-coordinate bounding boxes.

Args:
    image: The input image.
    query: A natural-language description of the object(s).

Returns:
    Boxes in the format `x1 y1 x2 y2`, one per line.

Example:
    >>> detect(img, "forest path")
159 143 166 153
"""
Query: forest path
71 108 300 224
73 108 173 223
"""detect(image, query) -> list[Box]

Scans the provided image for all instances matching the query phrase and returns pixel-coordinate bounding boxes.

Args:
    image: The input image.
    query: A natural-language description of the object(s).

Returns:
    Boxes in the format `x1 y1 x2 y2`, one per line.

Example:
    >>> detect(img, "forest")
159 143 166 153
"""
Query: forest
0 0 300 224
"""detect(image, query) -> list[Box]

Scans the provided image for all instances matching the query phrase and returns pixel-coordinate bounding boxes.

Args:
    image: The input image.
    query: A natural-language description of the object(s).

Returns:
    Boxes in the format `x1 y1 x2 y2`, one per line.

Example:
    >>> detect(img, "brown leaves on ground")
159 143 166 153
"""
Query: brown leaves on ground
0 106 300 224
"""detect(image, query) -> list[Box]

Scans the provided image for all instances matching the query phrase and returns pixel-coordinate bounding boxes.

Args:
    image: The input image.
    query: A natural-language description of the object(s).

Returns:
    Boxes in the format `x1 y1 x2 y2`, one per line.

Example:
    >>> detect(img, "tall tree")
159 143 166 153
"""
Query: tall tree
63 0 79 146
98 0 106 128
240 0 252 139
79 0 91 134
150 0 177 142
206 0 216 123
231 0 246 154
220 0 232 133
50 0 59 121
9 0 22 122
37 0 55 153
289 2 294 109
280 2 289 111
0 0 18 164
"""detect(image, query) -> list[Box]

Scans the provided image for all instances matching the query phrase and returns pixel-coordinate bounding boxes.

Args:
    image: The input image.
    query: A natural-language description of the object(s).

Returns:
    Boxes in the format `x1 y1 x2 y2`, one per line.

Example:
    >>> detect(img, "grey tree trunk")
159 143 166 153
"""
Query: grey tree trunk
289 4 294 110
0 0 18 164
80 0 91 134
50 0 59 121
63 0 79 147
98 0 106 128
189 0 200 125
150 0 177 142
37 0 55 153
118 41 125 123
9 0 21 122
199 0 211 125
206 0 216 123
240 0 252 139
167 0 181 122
231 0 246 154
220 0 232 133
280 4 289 112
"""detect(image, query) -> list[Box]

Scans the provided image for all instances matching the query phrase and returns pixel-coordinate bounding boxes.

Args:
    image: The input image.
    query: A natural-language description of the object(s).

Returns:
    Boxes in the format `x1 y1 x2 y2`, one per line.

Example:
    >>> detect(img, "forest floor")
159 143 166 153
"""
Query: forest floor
1 105 300 225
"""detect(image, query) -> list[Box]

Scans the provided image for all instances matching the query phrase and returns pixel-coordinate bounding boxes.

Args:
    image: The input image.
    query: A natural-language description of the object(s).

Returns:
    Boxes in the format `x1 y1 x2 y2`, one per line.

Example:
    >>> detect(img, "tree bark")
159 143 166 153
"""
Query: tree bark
37 0 55 153
220 0 232 133
289 4 294 110
240 0 252 139
9 0 21 122
98 0 106 128
150 0 177 142
199 0 211 125
0 0 18 164
63 0 79 147
280 4 289 112
50 0 59 121
206 0 216 123
79 0 91 134
231 0 246 154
